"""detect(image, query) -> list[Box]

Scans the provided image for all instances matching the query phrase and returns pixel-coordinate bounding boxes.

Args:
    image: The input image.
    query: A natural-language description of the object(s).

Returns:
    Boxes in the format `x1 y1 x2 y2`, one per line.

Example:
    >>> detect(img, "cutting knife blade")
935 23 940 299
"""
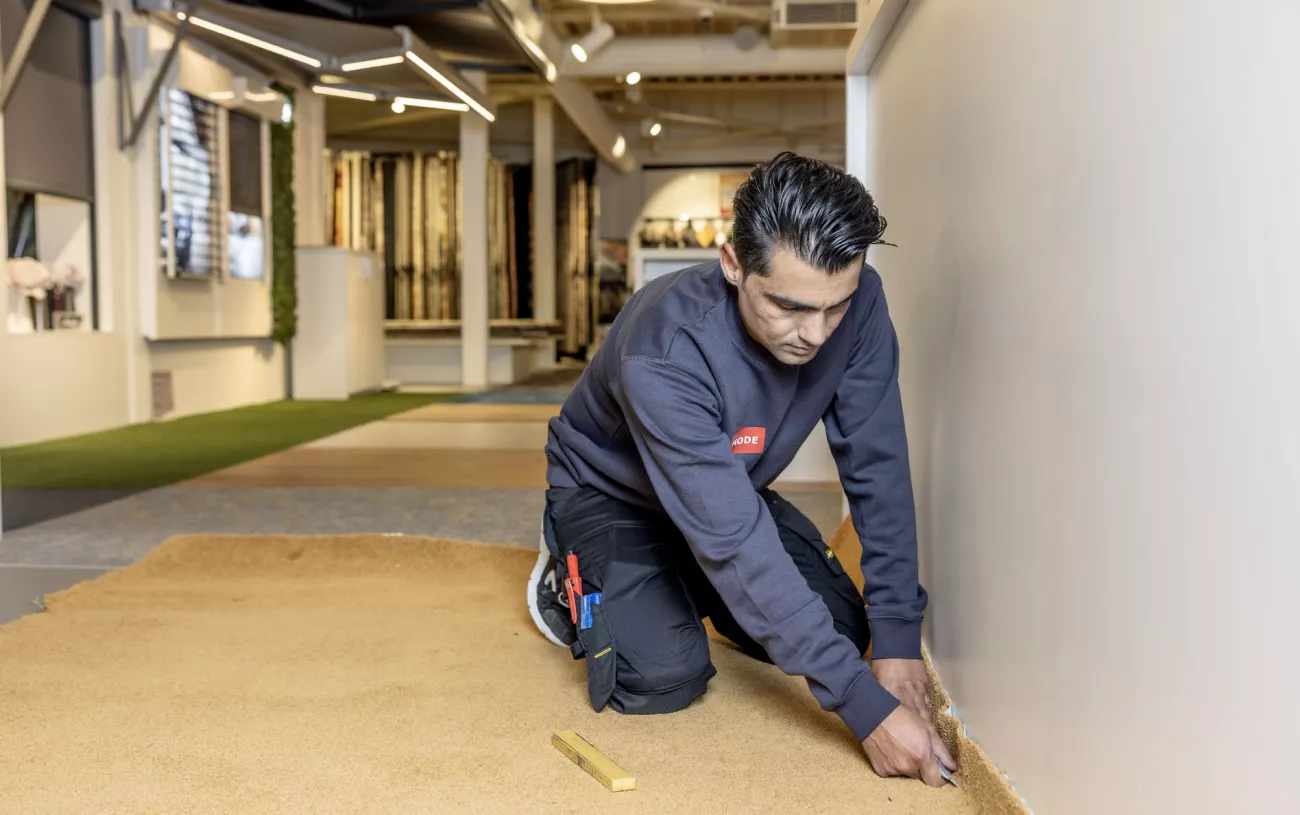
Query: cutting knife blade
937 757 959 788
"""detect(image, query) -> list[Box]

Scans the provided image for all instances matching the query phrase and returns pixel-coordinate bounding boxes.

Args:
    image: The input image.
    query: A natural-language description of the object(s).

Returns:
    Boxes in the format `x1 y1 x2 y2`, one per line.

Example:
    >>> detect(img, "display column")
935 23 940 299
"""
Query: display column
459 71 490 389
292 91 327 247
532 96 556 324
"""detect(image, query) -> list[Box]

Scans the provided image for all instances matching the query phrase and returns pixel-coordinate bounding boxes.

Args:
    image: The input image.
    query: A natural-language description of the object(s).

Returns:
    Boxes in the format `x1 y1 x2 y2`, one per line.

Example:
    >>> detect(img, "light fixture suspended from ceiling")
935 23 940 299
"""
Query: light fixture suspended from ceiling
341 54 405 72
178 13 322 68
571 20 614 63
405 50 495 122
311 84 377 101
392 96 469 112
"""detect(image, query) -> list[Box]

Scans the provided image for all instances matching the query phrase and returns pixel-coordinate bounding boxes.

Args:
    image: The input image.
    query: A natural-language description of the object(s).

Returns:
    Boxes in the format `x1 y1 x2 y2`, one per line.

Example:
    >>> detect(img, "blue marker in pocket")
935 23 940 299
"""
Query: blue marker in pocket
580 593 602 631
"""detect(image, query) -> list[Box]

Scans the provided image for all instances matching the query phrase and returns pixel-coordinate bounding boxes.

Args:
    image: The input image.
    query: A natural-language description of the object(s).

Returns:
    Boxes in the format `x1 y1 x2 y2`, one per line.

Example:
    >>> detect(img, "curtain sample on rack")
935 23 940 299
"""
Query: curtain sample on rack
556 158 596 354
324 150 575 326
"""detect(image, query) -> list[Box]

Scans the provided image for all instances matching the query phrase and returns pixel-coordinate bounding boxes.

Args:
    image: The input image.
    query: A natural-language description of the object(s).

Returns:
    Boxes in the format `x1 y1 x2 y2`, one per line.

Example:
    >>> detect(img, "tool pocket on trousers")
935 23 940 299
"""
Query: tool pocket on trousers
574 601 618 712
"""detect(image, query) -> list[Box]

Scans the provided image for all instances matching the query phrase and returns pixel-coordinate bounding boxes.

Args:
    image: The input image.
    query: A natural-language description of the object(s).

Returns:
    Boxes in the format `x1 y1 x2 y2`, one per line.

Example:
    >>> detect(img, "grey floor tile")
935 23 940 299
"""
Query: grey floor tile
0 486 546 567
0 484 843 571
0 565 110 625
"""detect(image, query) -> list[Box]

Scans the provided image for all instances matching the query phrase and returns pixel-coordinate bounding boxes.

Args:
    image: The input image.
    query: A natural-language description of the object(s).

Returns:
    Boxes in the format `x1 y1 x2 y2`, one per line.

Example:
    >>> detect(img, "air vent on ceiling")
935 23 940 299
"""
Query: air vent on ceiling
770 0 858 48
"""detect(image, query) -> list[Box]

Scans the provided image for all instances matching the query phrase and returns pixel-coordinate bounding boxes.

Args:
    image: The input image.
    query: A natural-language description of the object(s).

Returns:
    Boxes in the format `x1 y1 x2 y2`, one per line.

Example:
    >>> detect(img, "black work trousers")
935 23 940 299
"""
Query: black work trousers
543 485 871 716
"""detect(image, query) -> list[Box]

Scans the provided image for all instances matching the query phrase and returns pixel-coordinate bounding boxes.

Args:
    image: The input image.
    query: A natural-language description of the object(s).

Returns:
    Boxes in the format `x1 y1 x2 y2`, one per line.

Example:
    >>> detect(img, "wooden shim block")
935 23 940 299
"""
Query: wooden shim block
551 730 636 792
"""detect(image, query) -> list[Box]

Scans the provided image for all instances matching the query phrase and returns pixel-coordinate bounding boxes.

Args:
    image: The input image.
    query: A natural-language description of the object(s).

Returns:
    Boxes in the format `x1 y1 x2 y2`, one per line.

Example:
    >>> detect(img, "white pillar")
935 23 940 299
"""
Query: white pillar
459 70 490 389
532 96 556 324
292 91 327 246
845 73 869 184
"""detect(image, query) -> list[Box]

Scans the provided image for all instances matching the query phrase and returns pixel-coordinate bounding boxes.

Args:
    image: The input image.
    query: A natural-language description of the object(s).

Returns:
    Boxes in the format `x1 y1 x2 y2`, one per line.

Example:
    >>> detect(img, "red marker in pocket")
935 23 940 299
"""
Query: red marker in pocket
564 553 583 624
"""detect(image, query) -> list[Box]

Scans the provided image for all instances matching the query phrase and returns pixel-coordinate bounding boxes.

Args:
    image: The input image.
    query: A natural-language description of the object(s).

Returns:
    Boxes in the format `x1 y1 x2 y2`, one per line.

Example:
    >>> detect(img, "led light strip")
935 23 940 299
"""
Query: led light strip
312 85 378 101
341 55 406 72
404 50 495 122
180 14 322 68
393 96 469 112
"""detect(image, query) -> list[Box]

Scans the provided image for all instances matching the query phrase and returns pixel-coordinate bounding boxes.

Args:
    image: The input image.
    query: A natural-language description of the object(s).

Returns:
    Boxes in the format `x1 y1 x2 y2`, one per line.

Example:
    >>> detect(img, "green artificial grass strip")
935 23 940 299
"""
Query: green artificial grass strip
0 393 451 490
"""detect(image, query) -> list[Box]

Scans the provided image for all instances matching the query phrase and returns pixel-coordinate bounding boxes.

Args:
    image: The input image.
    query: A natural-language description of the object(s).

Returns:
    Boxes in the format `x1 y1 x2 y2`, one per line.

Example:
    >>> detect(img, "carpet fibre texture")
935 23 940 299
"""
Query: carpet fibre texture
0 533 1019 813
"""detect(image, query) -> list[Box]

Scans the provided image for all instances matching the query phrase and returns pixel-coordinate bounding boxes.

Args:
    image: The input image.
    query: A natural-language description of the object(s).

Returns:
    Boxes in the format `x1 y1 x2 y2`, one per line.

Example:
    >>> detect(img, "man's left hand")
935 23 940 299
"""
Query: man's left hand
871 658 956 773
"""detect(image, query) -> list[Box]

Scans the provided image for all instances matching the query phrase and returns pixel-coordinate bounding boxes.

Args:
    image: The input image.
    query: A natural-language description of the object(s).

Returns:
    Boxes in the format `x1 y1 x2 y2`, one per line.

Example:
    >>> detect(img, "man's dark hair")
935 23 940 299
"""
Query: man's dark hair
729 152 888 276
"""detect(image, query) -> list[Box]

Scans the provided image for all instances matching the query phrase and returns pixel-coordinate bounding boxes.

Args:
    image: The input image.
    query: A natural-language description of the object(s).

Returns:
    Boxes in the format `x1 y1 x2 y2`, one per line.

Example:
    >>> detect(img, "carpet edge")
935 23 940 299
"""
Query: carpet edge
829 516 1031 815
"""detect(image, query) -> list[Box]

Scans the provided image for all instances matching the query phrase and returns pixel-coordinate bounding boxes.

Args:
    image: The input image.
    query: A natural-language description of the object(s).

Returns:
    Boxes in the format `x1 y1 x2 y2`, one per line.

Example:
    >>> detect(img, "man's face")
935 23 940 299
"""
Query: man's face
720 244 860 366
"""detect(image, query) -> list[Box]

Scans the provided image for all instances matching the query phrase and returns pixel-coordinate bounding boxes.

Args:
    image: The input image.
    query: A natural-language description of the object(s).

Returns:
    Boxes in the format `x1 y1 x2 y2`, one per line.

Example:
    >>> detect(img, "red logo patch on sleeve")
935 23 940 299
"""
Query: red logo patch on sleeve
730 427 766 454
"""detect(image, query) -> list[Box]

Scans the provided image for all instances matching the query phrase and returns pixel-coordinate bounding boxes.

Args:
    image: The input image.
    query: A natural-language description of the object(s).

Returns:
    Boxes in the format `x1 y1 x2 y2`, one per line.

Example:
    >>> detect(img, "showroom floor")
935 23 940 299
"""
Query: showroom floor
0 398 843 624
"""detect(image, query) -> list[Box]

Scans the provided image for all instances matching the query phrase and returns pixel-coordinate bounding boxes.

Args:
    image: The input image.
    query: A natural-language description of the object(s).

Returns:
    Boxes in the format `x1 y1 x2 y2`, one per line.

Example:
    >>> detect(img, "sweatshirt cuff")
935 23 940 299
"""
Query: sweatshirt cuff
869 618 923 660
834 670 901 742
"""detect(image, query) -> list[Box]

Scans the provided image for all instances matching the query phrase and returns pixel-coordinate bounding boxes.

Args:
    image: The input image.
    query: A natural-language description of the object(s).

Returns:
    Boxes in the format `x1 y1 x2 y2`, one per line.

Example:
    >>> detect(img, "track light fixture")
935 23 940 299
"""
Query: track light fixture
571 20 614 63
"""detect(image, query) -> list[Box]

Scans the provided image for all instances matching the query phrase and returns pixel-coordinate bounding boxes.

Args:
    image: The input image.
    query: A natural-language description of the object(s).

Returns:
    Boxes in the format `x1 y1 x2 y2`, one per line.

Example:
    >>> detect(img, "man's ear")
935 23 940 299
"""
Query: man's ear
719 242 743 287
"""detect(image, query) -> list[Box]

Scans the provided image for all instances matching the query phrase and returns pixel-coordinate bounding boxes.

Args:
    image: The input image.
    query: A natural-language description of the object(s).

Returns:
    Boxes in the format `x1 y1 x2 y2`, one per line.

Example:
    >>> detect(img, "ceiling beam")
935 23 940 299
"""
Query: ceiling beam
328 107 458 136
491 77 844 96
663 0 770 23
550 76 637 172
561 36 845 78
491 0 640 171
327 91 534 137
548 0 769 26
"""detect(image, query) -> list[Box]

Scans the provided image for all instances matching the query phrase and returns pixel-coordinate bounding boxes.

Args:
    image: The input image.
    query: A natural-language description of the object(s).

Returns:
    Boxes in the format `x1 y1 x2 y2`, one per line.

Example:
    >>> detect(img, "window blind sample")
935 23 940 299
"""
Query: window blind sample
0 0 94 202
163 88 219 277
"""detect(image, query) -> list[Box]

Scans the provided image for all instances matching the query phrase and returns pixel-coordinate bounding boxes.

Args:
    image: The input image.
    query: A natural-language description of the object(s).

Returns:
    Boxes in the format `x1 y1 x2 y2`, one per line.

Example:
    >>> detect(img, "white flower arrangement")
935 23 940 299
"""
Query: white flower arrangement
6 256 52 300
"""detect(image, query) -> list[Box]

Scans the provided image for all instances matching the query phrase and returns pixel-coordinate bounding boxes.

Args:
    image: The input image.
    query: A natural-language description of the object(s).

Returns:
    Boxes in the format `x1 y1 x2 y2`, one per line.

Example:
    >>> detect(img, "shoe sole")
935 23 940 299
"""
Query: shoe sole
526 526 571 648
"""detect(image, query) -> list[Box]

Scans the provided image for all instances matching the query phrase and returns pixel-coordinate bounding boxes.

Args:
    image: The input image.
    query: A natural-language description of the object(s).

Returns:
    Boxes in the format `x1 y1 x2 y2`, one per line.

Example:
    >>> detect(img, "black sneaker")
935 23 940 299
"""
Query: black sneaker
526 529 577 647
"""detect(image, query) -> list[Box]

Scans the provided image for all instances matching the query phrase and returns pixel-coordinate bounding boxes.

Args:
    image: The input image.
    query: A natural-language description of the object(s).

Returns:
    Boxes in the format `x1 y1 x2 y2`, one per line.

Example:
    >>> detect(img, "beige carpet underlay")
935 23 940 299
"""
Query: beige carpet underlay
0 532 1023 814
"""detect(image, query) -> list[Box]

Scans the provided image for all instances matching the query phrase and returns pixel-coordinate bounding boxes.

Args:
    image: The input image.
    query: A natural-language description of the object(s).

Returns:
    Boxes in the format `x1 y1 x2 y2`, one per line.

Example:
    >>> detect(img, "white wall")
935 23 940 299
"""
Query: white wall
0 5 331 453
640 169 729 220
860 1 1300 813
292 247 384 400
0 10 134 448
0 332 130 446
149 341 284 420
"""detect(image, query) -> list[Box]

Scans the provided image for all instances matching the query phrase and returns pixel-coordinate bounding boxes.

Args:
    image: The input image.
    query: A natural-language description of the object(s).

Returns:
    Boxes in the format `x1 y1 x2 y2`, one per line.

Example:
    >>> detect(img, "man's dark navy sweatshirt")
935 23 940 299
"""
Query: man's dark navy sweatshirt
544 261 927 741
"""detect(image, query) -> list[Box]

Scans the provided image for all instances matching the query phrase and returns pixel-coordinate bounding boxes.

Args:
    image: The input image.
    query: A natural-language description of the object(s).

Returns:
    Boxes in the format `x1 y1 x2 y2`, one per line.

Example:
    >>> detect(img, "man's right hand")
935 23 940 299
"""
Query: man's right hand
861 705 948 787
